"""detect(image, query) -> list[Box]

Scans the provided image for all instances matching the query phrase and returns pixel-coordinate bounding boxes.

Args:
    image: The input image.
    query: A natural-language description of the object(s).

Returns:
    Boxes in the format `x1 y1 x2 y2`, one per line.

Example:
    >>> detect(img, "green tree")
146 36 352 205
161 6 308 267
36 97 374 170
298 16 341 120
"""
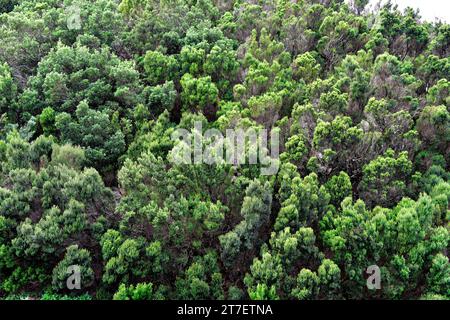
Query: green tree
52 245 94 291
180 73 218 114
55 101 126 173
358 149 413 207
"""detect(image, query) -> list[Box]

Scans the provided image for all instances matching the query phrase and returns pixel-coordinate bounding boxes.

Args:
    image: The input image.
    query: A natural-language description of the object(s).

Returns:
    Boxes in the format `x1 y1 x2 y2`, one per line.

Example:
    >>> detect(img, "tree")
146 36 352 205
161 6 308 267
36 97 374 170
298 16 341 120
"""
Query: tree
143 51 178 86
311 116 364 178
426 79 449 106
275 173 330 232
350 0 369 14
417 105 450 159
322 184 450 299
113 282 157 300
52 245 94 292
292 52 321 84
101 236 148 285
358 149 413 207
55 101 126 173
0 0 17 13
324 171 352 207
249 283 279 300
39 107 56 136
244 252 283 300
318 259 341 299
429 24 450 57
291 269 319 300
143 81 177 116
426 253 450 297
12 200 87 259
0 62 17 117
22 43 143 118
175 251 224 300
180 73 218 114
0 0 449 301
220 180 272 267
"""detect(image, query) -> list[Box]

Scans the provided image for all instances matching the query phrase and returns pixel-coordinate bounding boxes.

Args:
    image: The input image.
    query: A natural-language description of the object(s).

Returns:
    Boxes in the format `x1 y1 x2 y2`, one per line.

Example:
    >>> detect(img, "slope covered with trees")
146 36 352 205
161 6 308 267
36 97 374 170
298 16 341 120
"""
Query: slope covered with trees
0 0 449 300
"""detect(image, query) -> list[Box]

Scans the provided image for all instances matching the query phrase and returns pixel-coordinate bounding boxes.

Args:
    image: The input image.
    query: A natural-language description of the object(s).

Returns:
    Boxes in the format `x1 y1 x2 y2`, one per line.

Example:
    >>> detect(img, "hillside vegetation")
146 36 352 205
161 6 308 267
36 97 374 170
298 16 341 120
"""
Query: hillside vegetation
0 0 449 300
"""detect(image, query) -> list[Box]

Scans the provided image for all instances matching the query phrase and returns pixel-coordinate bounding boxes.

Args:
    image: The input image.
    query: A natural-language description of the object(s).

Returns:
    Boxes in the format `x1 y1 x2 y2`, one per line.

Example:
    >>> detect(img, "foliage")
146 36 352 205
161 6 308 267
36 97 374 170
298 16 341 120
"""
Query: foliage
0 0 449 301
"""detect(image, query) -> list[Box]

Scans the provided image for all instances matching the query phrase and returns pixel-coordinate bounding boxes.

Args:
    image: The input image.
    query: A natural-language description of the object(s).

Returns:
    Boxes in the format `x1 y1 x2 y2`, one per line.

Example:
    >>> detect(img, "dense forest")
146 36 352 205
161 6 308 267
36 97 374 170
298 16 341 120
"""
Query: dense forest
0 0 449 300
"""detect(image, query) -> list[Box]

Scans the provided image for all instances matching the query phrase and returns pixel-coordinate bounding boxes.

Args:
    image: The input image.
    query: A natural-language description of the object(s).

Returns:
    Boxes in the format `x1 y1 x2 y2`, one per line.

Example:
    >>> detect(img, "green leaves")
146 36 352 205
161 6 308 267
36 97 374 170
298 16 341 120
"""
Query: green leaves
113 282 156 300
220 180 272 267
313 116 363 150
322 184 450 298
55 101 126 172
0 62 17 116
101 236 148 285
180 73 218 113
427 253 450 296
291 269 319 300
358 149 413 207
293 52 321 83
12 200 86 259
245 226 322 300
275 173 330 231
144 51 179 86
417 105 450 156
24 43 142 116
324 171 352 207
175 251 224 299
0 0 449 301
52 245 94 291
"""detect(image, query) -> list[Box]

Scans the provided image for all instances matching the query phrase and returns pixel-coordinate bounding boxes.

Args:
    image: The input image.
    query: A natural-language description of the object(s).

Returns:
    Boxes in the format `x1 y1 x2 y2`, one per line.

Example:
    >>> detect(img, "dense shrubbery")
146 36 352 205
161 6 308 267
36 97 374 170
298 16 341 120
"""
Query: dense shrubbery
0 0 448 300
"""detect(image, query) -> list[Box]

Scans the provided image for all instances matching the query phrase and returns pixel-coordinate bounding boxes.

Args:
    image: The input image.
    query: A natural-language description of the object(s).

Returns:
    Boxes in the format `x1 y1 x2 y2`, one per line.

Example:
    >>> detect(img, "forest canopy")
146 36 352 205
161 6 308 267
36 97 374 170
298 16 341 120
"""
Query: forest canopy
0 0 449 300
